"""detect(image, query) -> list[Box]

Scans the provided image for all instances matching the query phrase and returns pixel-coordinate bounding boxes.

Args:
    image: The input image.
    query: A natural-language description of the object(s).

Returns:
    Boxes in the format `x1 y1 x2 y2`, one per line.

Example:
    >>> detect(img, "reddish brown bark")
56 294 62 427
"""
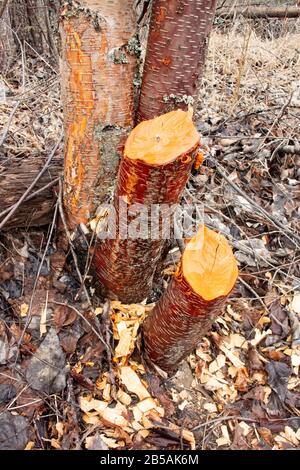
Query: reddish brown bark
142 226 238 373
137 0 217 122
60 0 137 228
93 110 200 304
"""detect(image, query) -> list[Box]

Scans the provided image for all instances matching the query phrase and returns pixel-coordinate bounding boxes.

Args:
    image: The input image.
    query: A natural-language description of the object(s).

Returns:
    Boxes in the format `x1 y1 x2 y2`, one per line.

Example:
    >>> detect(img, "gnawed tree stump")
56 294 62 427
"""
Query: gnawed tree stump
60 0 138 228
137 0 217 121
94 109 200 303
143 225 238 373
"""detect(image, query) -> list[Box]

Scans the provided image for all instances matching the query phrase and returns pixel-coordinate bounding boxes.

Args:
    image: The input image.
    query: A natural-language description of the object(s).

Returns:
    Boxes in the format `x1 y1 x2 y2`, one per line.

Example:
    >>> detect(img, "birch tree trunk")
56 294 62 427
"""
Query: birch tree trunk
60 1 138 228
137 0 216 122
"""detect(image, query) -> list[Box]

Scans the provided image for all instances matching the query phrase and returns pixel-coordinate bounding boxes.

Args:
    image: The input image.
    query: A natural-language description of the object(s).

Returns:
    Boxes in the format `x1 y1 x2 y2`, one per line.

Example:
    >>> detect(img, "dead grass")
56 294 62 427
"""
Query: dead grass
202 21 300 117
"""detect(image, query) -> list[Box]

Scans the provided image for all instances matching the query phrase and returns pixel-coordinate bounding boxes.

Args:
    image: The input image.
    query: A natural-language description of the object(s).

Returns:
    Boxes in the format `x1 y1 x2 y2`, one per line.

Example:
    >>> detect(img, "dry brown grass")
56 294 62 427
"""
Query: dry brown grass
201 18 300 122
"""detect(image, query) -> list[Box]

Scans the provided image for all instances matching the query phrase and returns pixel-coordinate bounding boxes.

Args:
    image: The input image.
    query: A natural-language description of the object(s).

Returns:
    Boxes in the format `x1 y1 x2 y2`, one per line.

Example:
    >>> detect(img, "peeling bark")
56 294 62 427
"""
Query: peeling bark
142 226 238 373
60 0 138 228
137 0 217 121
93 110 200 304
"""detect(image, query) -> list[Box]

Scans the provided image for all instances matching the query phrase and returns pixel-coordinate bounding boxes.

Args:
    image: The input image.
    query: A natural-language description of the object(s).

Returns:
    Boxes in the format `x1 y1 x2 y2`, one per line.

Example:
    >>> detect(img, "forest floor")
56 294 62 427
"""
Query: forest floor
0 17 300 450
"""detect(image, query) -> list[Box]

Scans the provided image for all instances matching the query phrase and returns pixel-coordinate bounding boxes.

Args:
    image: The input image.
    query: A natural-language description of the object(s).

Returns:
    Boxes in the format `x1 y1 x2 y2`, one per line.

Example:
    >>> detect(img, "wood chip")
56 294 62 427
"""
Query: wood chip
209 354 226 373
291 294 300 314
20 303 29 317
115 328 132 358
216 425 231 447
101 407 128 428
117 388 132 406
219 343 244 368
119 366 150 400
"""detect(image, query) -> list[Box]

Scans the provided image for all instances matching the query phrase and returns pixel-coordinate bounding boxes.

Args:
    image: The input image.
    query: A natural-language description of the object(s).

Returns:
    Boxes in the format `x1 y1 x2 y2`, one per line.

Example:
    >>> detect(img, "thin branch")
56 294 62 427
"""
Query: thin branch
208 156 300 246
0 100 20 147
57 179 93 308
53 301 110 351
57 180 110 352
14 197 59 365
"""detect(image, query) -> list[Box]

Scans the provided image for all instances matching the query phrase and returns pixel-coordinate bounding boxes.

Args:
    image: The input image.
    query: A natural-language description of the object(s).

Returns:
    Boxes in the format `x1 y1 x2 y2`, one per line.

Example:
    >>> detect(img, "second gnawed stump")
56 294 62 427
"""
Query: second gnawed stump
142 226 239 374
94 110 200 304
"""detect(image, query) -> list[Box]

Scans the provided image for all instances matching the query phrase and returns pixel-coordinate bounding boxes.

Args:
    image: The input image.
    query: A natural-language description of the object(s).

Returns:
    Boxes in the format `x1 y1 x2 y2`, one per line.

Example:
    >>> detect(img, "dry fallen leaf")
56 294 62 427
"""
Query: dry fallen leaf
234 367 250 392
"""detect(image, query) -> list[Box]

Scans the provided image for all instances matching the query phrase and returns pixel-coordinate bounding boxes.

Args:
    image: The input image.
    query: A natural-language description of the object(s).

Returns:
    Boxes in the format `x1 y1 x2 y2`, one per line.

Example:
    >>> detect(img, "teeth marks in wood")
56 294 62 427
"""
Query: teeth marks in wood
143 226 238 373
93 110 200 304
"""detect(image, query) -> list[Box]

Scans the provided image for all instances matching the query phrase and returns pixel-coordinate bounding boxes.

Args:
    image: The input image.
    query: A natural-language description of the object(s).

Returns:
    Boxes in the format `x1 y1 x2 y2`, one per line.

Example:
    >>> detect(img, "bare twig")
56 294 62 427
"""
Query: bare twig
208 155 300 246
57 180 110 351
257 90 295 153
57 179 93 307
14 197 59 365
100 300 115 385
193 415 257 431
53 301 109 351
238 276 268 313
66 376 81 449
0 100 20 147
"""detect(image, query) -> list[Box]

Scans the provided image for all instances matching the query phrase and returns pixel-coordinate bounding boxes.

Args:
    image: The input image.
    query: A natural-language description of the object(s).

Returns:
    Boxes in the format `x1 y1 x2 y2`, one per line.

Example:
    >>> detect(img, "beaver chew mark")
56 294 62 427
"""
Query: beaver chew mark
182 225 239 301
124 109 199 165
93 109 201 304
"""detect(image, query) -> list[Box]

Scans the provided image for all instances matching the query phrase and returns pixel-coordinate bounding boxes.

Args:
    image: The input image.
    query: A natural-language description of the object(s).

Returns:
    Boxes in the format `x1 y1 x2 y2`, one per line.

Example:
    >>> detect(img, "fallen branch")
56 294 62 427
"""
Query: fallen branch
276 144 300 156
0 135 63 231
0 177 59 220
208 155 300 246
218 6 300 19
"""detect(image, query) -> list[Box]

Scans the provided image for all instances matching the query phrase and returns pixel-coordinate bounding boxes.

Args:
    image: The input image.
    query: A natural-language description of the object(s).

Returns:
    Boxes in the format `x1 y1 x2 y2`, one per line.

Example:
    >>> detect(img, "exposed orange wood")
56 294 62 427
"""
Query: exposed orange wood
94 110 201 304
60 1 137 227
143 226 238 373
